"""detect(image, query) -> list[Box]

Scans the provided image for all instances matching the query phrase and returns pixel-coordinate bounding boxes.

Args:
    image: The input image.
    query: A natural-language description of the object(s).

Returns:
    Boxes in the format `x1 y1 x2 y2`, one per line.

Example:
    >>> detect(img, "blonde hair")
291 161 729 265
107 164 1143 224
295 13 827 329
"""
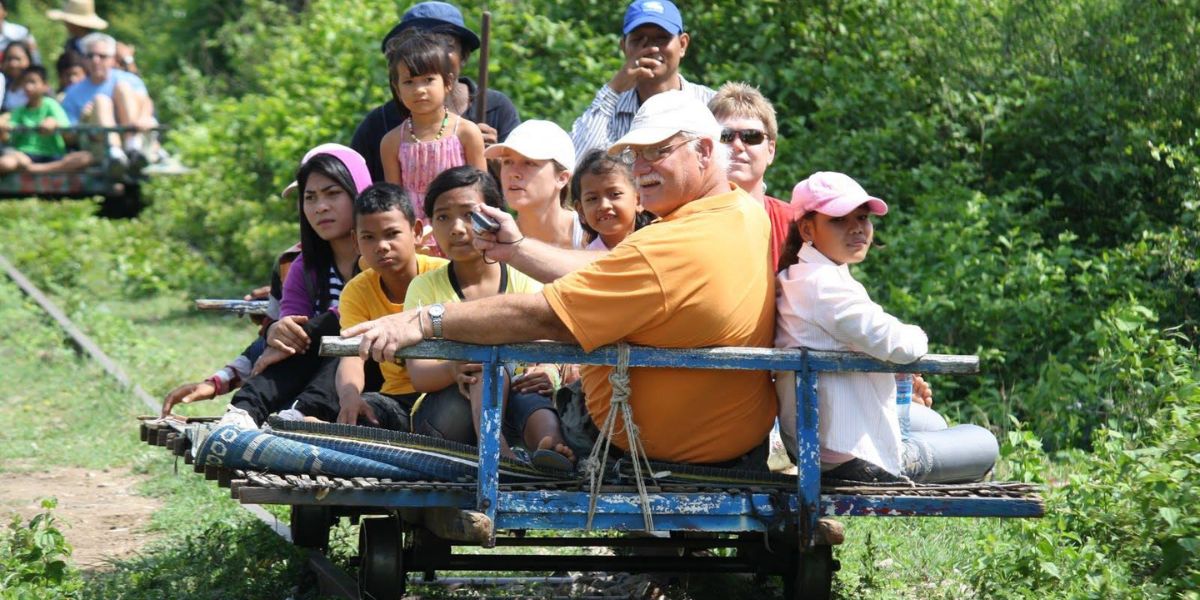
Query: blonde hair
707 81 778 140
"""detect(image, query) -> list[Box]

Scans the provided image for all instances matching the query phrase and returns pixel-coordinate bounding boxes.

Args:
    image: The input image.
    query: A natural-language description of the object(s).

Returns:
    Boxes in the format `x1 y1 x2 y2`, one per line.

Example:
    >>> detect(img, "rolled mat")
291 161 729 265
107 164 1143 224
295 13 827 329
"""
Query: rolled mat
266 418 575 482
194 424 422 480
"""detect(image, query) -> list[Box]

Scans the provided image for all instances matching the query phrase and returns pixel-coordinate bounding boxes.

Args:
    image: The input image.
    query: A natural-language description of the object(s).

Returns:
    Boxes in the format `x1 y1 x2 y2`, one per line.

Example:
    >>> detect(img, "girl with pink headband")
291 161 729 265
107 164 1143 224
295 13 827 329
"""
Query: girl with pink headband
219 144 378 429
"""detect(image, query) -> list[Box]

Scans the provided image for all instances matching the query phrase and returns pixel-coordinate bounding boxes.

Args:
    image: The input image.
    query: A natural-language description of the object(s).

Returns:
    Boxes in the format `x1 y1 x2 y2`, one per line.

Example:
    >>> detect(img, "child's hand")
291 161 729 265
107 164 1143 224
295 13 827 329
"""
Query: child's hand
512 367 555 396
251 346 290 376
337 393 378 426
161 380 217 417
454 363 483 397
243 285 270 301
267 315 310 355
912 374 934 407
37 117 58 135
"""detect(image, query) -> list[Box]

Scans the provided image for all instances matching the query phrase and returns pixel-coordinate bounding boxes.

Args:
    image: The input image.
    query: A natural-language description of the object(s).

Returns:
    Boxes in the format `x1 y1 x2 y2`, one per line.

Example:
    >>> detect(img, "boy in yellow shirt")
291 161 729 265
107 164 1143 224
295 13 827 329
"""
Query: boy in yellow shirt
336 183 447 429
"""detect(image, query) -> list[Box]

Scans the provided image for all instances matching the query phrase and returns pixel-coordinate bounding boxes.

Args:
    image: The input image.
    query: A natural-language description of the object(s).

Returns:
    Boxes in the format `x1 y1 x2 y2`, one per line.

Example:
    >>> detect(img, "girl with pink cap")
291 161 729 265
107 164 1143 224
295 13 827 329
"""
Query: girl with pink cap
774 172 998 484
163 144 376 424
217 144 382 429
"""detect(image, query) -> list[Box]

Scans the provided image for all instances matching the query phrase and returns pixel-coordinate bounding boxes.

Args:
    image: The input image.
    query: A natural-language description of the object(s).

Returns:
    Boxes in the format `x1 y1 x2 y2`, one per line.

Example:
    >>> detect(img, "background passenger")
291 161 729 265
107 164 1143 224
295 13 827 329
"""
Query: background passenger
708 82 792 269
0 1 40 62
485 120 585 249
160 245 302 417
775 172 999 483
2 40 33 110
60 33 156 165
570 149 653 251
351 1 521 182
46 0 106 59
0 66 91 174
54 51 86 98
569 0 714 162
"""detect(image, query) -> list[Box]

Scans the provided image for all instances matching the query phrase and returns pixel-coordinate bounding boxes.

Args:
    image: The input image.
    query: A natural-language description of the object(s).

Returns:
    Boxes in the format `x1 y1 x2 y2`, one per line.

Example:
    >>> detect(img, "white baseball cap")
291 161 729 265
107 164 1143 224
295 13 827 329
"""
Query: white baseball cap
608 90 722 154
484 119 577 172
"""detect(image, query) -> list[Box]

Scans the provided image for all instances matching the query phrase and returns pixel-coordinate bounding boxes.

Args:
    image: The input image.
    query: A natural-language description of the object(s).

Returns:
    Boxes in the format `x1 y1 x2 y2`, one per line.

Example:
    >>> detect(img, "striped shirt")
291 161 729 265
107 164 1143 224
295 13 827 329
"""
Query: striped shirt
774 243 928 475
569 75 716 163
280 254 348 318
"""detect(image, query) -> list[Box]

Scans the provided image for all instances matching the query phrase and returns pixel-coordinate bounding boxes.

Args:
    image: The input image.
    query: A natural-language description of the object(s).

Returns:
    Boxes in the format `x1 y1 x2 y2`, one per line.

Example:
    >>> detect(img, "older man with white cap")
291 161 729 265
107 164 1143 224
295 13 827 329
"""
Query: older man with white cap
344 91 778 466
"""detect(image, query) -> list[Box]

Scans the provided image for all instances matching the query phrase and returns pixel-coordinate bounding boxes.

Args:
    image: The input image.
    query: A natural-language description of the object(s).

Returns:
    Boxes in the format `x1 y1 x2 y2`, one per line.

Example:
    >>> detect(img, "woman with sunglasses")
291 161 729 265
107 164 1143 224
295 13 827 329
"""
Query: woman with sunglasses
709 82 792 270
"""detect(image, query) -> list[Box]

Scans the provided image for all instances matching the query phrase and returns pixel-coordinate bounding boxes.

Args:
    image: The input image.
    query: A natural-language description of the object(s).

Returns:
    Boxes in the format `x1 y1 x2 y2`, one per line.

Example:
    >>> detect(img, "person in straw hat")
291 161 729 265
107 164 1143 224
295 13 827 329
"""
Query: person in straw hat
46 0 108 58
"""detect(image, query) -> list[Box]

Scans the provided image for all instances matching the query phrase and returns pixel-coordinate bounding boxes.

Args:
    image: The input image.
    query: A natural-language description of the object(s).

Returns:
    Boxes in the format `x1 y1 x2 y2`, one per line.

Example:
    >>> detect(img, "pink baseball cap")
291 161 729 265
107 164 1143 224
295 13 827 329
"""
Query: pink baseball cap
790 171 888 217
281 143 372 198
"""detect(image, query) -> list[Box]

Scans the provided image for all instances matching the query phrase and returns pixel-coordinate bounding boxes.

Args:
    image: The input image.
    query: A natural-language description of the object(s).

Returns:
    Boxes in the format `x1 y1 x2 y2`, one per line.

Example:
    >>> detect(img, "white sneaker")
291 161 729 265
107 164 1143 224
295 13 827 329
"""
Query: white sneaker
275 408 305 422
106 146 129 178
217 405 258 430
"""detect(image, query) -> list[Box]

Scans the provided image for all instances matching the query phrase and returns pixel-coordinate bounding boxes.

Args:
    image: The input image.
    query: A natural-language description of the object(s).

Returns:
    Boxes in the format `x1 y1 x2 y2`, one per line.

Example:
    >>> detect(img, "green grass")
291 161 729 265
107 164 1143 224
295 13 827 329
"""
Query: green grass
0 202 322 599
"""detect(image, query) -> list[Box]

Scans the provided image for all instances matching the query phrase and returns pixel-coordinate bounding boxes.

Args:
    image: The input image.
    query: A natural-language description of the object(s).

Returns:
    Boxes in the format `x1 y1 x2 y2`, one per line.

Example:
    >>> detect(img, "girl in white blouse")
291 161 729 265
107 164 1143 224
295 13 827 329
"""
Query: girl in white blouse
775 172 998 483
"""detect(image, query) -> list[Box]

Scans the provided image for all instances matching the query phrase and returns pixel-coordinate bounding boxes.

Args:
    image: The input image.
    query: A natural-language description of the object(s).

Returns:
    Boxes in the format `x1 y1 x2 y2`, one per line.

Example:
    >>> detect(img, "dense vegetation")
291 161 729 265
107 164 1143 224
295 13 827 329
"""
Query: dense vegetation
2 0 1197 597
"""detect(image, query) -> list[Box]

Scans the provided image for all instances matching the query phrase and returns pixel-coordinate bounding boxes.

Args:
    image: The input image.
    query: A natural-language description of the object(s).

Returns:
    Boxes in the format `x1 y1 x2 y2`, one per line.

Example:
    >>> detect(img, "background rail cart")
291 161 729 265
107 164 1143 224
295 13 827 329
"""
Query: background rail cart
0 125 184 216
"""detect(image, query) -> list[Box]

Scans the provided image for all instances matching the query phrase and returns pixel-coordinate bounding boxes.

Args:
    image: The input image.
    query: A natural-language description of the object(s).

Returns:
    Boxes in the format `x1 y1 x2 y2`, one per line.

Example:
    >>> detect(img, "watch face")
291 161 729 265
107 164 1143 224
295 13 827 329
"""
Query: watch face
429 304 445 317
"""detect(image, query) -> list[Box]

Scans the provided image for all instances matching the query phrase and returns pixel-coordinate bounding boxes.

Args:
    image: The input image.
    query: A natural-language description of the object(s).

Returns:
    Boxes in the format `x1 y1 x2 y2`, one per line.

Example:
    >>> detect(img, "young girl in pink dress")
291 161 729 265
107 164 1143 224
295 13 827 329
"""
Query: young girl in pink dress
379 31 486 231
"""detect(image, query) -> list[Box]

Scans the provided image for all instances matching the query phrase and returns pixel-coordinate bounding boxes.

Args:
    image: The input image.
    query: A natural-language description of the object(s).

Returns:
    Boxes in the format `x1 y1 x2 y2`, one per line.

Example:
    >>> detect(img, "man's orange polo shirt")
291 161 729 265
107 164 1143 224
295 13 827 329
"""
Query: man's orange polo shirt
542 186 777 464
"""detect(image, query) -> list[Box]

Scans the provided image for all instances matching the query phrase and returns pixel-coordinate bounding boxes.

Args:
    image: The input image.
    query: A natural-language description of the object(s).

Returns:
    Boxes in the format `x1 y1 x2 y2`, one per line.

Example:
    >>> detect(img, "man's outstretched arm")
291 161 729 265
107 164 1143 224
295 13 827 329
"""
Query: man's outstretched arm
341 292 576 364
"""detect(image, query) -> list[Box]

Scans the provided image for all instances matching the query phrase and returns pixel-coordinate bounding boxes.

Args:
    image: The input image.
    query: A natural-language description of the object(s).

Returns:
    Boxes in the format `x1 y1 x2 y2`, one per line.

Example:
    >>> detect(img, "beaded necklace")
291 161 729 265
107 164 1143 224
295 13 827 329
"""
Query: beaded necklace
410 108 450 143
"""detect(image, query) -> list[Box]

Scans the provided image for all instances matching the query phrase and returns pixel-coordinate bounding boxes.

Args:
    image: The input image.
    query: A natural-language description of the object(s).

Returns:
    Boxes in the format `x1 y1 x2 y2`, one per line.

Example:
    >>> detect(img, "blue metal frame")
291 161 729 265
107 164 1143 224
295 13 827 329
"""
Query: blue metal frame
316 338 1038 550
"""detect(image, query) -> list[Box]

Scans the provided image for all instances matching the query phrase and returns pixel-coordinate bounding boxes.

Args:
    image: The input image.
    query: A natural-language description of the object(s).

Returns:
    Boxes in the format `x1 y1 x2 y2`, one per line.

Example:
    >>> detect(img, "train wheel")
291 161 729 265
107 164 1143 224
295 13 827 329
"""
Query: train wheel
783 545 838 600
290 505 333 549
358 516 406 600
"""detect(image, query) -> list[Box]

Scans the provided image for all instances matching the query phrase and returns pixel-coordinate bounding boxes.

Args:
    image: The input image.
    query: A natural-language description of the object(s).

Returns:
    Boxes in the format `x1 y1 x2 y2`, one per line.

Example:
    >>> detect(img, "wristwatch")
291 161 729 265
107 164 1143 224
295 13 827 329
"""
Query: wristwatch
427 303 446 340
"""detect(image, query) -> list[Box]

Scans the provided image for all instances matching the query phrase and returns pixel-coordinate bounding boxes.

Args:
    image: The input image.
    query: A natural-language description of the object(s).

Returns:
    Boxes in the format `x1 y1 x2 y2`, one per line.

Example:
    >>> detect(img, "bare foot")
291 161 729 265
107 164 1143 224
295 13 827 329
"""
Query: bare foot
537 435 576 465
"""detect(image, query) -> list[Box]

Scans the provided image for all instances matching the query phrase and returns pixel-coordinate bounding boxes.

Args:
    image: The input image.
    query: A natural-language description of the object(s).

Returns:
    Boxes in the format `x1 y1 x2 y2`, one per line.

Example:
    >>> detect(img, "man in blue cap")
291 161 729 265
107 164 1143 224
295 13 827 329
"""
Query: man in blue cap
351 1 521 182
569 0 714 162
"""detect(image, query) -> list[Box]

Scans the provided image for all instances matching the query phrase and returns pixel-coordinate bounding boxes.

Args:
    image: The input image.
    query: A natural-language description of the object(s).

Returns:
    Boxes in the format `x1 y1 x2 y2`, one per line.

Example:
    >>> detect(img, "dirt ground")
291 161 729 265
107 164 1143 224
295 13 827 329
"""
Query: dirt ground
0 466 161 570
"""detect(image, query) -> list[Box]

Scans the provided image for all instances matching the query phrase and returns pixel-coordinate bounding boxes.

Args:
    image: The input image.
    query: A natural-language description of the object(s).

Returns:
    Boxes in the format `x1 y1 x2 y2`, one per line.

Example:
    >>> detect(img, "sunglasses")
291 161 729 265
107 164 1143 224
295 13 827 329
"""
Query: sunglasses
85 52 114 60
720 128 767 146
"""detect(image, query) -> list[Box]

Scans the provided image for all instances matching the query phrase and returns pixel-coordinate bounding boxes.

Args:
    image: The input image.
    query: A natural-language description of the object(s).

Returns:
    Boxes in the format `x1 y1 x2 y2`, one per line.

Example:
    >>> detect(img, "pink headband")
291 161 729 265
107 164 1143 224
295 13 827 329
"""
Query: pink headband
282 143 373 197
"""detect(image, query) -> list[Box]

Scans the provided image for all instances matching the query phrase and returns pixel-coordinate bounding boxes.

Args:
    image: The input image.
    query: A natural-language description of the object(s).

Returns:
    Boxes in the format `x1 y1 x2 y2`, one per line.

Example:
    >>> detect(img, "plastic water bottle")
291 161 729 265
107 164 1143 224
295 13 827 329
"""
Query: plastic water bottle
895 374 912 440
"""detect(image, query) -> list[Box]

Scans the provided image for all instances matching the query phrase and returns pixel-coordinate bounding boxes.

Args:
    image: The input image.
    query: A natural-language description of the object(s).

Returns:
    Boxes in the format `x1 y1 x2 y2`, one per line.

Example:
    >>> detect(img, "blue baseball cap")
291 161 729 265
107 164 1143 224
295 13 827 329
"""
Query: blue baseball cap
623 0 684 36
381 1 481 55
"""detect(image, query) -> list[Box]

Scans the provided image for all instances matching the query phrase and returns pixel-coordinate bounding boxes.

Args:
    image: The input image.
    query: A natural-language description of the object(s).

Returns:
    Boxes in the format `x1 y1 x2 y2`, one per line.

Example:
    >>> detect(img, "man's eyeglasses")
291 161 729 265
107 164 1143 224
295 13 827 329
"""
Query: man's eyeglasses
85 52 114 60
720 128 767 146
620 137 695 163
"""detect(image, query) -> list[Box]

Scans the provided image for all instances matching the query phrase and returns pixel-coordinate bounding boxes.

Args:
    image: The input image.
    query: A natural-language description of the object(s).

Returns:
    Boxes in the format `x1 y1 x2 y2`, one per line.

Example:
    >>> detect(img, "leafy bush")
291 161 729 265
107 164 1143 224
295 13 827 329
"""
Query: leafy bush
0 201 227 300
0 499 82 598
966 388 1200 598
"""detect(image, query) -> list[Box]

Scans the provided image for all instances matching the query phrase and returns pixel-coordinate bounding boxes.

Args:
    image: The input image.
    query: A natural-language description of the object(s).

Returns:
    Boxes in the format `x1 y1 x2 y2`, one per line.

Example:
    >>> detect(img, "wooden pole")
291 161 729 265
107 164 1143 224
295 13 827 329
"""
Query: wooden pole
475 11 491 124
